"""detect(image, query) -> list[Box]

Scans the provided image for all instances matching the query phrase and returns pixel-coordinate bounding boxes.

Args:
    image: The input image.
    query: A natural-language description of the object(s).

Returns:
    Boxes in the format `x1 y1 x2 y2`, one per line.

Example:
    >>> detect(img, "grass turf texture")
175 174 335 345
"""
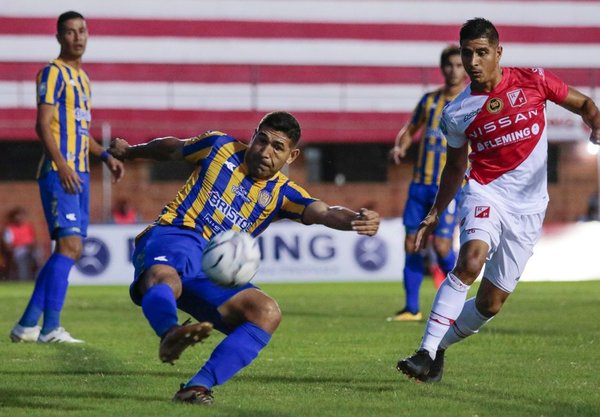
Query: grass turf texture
1 281 599 417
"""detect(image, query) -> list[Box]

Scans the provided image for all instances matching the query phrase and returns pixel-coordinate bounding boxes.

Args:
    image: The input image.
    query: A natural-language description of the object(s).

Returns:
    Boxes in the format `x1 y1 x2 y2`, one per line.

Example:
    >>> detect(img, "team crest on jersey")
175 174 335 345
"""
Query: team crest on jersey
507 89 527 107
474 206 490 218
486 98 503 114
257 190 273 208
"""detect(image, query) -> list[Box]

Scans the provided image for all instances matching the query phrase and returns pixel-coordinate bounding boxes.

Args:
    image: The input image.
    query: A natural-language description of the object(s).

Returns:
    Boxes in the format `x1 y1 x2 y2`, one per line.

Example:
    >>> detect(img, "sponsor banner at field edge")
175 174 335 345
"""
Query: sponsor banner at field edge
68 219 407 285
68 220 600 285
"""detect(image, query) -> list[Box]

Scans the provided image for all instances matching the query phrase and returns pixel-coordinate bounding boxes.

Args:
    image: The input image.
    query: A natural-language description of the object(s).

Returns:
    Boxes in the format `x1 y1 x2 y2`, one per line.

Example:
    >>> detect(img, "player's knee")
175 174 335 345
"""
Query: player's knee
243 295 282 333
454 242 487 281
56 235 83 260
404 235 417 253
454 254 485 283
252 297 282 330
220 289 282 333
139 265 182 298
432 239 451 258
265 298 282 326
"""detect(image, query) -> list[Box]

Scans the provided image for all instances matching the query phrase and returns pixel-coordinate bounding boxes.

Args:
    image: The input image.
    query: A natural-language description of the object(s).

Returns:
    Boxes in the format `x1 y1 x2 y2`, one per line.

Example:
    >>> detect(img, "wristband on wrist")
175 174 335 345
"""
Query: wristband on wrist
100 150 110 162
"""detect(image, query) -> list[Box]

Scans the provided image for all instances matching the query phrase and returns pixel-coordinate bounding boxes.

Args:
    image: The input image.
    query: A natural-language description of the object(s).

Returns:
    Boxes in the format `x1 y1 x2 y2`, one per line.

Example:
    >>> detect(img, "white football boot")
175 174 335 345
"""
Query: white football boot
38 327 84 343
10 324 41 343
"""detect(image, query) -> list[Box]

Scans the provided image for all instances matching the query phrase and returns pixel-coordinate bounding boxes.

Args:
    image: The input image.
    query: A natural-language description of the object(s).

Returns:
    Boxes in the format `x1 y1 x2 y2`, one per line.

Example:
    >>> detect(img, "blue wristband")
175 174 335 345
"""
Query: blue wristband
100 150 110 162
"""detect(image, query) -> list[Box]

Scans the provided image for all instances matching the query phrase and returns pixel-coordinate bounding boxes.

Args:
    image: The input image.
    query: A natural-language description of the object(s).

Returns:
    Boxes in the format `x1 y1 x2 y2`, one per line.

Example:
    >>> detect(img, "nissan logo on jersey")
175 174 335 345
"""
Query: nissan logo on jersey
468 109 540 139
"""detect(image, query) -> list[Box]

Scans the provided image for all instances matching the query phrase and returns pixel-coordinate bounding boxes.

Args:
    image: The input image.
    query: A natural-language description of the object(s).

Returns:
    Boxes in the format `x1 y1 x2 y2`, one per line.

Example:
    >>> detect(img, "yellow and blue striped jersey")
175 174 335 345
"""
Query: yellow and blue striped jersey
36 59 92 175
410 89 456 186
153 131 318 241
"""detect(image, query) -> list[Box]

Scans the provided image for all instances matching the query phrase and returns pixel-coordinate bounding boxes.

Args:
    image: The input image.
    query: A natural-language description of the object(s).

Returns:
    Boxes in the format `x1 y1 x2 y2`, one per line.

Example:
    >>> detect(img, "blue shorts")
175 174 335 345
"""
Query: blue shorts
131 225 256 333
38 170 89 239
403 182 460 239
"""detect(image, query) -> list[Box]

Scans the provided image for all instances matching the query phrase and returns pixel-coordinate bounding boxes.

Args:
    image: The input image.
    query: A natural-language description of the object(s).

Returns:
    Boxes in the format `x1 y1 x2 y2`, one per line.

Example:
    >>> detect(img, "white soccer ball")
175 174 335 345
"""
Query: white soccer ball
201 230 261 287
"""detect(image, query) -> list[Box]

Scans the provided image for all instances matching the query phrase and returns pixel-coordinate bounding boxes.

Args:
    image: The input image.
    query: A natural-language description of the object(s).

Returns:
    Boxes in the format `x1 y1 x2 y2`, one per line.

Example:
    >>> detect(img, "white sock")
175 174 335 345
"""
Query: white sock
439 297 494 350
419 273 470 359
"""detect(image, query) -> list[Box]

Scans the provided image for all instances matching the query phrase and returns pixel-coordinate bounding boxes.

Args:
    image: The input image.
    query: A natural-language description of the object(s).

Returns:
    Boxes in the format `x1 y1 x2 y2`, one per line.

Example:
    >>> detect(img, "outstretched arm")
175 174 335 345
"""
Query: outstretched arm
108 136 186 161
302 201 380 236
414 143 468 251
560 87 600 144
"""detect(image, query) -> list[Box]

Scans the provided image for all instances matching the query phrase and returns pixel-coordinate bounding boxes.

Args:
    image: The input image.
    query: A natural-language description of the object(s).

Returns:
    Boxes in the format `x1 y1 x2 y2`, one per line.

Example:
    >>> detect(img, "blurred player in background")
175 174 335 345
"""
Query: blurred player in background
108 111 380 405
2 206 42 282
388 46 466 322
111 198 139 224
10 11 124 344
397 17 600 383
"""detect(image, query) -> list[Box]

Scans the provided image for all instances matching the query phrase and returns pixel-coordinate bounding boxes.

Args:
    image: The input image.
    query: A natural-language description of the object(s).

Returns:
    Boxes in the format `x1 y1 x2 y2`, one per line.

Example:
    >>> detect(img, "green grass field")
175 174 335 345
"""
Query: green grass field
1 280 599 417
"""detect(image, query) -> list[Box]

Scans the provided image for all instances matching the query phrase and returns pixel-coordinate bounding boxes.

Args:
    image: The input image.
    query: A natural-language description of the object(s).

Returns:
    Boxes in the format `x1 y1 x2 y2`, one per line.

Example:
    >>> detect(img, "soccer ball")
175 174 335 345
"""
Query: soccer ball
201 230 261 287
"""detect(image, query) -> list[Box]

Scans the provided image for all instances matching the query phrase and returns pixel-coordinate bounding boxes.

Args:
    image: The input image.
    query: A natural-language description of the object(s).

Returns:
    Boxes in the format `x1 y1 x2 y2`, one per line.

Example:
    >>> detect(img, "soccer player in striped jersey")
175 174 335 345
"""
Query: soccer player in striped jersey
10 11 124 344
108 111 380 405
398 18 600 383
388 46 466 322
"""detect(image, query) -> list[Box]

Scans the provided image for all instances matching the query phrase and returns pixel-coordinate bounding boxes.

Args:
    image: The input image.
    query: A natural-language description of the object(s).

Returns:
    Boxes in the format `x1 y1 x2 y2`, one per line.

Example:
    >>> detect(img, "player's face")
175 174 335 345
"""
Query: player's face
441 54 466 88
245 128 300 179
57 18 88 60
460 38 502 91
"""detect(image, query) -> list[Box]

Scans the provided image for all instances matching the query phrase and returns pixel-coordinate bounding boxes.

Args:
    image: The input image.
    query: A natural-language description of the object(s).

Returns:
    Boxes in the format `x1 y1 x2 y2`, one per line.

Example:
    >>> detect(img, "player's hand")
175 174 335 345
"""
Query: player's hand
413 212 440 252
108 138 131 161
389 145 406 165
104 155 125 183
351 208 380 236
57 163 83 194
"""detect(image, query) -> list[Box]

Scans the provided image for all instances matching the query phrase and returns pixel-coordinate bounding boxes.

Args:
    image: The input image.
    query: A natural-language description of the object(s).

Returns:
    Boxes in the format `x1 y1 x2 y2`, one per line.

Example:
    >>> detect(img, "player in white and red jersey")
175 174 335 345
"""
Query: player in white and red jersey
397 17 600 383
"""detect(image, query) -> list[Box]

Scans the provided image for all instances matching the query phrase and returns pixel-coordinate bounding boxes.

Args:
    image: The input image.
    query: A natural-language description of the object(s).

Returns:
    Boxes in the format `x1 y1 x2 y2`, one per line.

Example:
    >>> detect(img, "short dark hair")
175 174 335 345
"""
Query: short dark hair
257 111 301 146
57 11 85 34
440 45 461 67
460 18 499 46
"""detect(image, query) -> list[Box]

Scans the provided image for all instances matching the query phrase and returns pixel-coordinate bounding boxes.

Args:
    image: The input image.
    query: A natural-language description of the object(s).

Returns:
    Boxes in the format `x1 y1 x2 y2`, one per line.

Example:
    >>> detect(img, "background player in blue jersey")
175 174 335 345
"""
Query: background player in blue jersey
388 46 466 321
108 111 380 405
10 11 124 344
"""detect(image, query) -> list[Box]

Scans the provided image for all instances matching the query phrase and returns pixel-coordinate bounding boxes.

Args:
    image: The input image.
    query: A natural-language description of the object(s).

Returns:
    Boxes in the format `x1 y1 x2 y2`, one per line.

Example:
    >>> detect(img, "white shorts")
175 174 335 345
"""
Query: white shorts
458 195 545 293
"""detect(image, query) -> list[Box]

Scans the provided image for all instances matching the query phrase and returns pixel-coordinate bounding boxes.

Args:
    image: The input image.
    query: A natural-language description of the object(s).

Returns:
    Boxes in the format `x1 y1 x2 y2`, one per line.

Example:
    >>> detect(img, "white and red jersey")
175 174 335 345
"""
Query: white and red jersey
442 67 569 213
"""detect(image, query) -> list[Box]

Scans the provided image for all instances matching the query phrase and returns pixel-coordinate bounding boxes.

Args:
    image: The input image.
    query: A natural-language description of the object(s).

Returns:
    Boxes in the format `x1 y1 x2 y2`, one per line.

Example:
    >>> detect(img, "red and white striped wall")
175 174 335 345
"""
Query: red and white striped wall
1 0 599 143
